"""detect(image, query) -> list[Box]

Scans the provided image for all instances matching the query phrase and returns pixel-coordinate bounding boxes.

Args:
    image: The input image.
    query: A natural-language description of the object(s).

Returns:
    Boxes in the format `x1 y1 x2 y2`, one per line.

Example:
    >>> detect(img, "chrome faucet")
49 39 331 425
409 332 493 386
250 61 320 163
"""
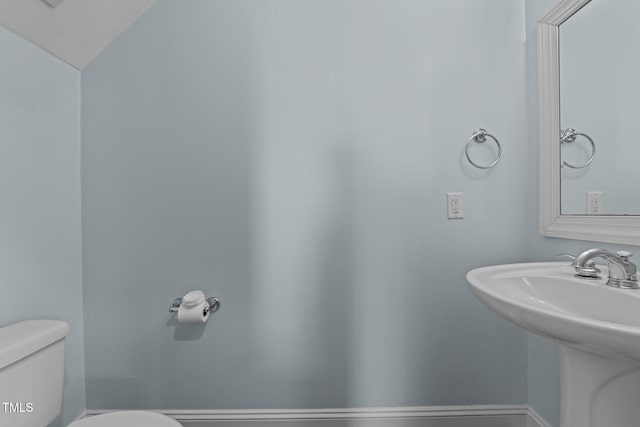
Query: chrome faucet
572 248 638 289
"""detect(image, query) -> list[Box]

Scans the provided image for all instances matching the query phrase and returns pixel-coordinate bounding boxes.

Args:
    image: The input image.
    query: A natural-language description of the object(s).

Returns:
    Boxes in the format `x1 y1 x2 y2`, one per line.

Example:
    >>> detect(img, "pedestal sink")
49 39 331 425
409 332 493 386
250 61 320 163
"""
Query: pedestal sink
467 262 640 427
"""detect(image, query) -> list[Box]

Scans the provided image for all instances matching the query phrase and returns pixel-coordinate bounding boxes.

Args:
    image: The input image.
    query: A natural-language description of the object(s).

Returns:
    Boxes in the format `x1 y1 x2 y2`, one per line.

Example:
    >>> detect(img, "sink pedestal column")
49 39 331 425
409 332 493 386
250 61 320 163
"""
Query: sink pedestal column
558 344 640 427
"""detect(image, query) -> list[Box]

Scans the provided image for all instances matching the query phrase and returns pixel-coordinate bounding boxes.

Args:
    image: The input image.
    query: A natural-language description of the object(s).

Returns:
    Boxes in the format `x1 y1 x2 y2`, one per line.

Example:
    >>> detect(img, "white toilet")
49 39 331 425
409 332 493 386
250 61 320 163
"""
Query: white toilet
0 320 181 427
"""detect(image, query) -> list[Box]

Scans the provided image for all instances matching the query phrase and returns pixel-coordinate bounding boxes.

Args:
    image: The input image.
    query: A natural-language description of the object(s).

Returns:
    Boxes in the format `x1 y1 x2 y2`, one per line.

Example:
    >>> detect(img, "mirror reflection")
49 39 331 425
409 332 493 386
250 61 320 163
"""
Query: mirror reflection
559 0 640 215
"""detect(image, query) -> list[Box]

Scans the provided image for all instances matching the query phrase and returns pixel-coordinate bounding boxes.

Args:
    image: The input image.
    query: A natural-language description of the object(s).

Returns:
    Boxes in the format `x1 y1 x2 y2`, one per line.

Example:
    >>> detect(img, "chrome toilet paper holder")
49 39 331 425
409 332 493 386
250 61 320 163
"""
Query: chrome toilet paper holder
169 296 220 315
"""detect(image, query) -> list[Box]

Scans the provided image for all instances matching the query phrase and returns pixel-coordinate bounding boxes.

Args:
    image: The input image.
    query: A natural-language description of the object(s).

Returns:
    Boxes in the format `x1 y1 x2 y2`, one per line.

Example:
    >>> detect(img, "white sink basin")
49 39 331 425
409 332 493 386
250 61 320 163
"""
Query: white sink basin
467 262 640 427
467 262 640 360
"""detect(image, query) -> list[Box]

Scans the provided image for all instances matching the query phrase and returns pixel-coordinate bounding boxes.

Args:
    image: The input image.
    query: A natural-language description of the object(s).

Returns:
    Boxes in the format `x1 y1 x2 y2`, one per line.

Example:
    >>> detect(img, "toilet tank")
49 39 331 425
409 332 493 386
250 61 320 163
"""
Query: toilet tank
0 320 69 427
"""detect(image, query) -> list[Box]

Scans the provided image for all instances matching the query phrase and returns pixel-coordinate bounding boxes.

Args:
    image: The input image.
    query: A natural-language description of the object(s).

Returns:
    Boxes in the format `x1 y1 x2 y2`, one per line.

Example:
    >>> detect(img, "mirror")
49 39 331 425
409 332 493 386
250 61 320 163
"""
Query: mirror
560 0 640 215
538 0 640 244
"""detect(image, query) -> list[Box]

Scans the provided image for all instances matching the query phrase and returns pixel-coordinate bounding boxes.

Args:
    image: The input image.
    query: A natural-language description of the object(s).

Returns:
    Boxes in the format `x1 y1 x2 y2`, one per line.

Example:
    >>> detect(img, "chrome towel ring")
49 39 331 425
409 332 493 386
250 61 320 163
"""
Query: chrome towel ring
465 129 501 169
560 128 595 169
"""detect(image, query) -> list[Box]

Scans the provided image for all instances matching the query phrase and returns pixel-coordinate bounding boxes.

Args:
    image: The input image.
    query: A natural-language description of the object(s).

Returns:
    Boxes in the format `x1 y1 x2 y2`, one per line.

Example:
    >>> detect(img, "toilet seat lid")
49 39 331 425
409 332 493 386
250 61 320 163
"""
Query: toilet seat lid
68 411 181 427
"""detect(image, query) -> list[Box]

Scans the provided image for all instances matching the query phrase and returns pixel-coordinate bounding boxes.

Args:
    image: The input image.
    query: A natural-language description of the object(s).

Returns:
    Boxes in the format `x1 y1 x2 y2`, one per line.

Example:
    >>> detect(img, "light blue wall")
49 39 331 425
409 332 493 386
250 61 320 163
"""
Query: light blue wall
81 0 529 410
0 25 84 427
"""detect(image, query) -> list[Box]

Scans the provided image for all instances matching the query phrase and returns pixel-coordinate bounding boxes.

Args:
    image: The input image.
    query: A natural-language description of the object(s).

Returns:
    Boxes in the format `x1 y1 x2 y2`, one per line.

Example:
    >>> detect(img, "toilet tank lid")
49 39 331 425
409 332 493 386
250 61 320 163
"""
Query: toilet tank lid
0 320 69 370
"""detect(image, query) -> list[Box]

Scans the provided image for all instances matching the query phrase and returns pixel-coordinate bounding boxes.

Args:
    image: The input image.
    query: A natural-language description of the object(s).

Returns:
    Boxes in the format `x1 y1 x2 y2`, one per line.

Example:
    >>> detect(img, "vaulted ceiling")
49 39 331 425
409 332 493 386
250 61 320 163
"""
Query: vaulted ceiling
0 0 157 69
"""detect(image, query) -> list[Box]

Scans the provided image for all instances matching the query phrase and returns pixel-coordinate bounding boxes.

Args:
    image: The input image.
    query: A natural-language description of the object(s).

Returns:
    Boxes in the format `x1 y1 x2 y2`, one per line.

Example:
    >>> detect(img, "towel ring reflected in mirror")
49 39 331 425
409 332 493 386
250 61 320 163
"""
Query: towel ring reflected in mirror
560 128 596 169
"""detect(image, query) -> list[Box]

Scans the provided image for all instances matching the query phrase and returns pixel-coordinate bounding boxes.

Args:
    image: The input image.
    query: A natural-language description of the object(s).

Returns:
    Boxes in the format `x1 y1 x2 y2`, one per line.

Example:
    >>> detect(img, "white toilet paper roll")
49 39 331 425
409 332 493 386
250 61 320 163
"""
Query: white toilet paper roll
182 290 205 308
177 301 210 323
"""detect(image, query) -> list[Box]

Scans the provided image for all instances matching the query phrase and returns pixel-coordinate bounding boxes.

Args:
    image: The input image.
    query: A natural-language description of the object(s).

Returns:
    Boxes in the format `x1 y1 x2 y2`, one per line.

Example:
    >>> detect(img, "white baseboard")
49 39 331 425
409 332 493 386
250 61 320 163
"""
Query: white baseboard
84 405 551 427
526 406 553 427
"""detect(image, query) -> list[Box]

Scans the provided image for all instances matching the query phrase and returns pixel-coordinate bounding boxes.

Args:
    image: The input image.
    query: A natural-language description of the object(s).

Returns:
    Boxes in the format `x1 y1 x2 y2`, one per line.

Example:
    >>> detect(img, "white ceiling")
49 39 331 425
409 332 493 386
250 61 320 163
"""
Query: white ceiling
0 0 157 69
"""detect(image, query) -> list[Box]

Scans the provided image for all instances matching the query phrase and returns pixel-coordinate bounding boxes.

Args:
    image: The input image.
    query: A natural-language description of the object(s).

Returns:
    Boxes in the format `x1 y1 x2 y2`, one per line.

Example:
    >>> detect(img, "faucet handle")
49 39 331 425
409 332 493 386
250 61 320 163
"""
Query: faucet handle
616 251 633 261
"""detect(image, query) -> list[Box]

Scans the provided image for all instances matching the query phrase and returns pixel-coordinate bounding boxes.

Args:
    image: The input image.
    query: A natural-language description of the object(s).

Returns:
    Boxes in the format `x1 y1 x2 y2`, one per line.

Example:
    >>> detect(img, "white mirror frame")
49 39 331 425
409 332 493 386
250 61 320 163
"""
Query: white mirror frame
538 0 640 245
